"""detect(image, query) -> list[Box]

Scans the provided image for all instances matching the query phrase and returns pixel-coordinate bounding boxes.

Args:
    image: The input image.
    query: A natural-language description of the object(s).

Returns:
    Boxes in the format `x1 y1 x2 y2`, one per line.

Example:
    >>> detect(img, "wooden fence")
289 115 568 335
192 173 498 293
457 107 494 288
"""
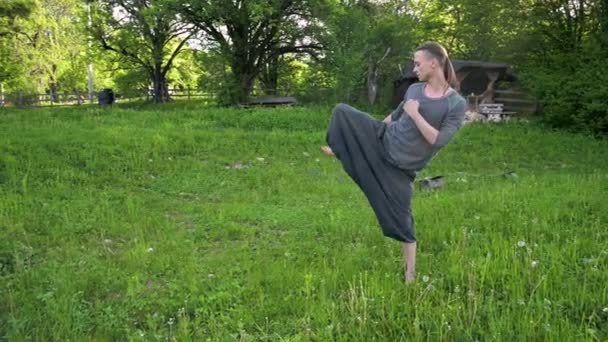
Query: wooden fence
5 87 534 110
493 89 539 113
0 88 217 108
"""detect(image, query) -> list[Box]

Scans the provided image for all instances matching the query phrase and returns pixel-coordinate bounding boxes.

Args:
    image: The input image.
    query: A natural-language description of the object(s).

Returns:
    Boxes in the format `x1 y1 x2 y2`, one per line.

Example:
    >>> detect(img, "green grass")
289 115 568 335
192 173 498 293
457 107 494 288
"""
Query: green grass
1 103 607 340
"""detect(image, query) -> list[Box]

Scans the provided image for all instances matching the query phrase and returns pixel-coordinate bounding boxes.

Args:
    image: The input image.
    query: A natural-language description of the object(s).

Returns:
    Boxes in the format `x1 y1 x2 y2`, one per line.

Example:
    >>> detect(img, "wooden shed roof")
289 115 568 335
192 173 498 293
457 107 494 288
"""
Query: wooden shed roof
398 59 516 81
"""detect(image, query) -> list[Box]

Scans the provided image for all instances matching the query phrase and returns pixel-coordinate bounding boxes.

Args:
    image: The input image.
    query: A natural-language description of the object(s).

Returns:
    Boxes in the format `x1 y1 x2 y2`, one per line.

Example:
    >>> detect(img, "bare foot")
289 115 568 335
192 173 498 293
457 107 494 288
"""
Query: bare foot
320 146 335 156
404 271 415 284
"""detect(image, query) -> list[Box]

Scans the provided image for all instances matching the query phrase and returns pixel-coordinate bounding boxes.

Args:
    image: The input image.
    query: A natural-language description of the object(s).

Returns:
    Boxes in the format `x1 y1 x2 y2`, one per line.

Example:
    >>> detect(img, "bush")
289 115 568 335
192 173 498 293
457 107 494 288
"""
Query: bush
521 49 608 135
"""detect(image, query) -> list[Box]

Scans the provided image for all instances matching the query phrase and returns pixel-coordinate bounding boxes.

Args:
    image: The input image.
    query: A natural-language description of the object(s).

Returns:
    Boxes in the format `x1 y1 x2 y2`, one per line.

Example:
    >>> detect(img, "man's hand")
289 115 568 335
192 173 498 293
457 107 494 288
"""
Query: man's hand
404 100 420 118
382 114 393 124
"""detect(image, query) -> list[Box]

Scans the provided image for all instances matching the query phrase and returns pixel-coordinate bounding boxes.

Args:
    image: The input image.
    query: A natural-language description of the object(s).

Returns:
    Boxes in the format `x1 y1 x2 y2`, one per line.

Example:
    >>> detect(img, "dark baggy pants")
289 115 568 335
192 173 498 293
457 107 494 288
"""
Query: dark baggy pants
326 103 416 242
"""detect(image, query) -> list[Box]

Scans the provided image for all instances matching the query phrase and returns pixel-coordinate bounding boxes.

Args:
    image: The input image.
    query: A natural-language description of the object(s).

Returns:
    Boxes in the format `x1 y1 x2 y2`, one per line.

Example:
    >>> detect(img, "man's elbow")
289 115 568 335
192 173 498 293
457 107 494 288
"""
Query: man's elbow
432 135 447 148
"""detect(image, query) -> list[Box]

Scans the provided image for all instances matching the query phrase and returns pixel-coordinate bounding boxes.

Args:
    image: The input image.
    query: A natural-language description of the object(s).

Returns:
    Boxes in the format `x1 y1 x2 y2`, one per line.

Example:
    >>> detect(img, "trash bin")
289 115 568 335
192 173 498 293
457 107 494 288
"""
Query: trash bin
98 88 115 106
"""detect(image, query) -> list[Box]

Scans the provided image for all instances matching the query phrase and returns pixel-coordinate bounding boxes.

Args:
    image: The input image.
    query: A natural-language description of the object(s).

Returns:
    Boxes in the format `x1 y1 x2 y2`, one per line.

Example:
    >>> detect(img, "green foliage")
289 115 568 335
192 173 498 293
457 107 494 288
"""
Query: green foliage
0 37 25 88
0 0 33 33
409 0 532 62
319 1 416 106
195 48 245 106
91 0 195 102
321 3 370 102
0 0 90 93
112 67 150 94
521 48 608 134
167 49 199 90
0 0 33 85
512 1 608 135
180 0 329 104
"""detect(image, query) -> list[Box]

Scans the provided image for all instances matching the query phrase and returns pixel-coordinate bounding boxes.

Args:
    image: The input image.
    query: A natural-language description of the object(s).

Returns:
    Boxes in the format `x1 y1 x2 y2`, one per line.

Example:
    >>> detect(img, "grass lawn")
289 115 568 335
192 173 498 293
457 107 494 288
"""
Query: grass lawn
1 102 607 340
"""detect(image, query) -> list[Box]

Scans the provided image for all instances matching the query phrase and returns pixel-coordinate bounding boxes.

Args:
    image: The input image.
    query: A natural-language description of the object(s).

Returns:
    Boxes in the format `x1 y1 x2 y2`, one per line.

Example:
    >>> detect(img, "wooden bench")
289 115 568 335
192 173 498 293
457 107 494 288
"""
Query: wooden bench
479 103 515 122
241 95 297 108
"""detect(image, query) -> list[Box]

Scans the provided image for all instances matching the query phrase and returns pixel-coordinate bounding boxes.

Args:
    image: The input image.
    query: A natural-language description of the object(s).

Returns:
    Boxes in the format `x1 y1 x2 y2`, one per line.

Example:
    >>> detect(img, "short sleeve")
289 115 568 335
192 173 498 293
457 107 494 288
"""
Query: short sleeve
434 95 466 148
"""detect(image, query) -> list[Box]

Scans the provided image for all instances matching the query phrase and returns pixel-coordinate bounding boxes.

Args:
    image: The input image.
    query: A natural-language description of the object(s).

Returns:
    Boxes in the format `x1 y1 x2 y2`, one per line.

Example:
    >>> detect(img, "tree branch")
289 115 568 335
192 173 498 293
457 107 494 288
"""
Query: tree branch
98 33 152 73
377 47 391 65
162 32 196 76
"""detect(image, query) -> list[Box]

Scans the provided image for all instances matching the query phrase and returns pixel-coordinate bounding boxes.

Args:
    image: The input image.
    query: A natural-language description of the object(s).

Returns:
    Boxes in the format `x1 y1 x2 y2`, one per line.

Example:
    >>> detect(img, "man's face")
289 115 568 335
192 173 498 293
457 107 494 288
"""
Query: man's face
413 50 436 81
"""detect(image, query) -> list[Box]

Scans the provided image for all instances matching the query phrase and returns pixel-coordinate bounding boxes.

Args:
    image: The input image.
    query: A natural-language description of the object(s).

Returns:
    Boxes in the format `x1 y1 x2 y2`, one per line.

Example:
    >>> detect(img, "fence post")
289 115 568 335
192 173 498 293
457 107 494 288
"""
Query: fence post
17 90 23 108
187 88 191 100
76 90 82 105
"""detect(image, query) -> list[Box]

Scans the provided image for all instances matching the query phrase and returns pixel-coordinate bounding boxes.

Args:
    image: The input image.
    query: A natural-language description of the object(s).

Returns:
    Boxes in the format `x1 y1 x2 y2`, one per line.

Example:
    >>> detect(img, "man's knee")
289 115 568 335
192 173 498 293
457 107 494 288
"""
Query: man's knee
332 103 351 116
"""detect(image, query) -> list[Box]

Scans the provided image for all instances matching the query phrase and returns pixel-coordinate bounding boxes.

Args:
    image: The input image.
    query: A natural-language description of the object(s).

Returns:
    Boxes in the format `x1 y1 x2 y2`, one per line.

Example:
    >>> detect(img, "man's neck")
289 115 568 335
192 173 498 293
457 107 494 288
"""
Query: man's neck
424 76 449 97
426 76 448 92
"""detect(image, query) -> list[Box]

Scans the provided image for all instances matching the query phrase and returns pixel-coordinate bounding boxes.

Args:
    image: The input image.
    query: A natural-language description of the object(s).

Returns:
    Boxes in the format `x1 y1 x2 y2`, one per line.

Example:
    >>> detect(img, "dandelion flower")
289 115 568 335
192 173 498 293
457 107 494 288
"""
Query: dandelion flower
517 240 526 248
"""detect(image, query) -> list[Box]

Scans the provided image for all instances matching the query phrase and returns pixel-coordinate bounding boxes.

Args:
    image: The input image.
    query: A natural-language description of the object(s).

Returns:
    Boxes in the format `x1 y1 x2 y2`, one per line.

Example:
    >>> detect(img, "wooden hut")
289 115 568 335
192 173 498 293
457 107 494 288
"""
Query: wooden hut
393 59 538 114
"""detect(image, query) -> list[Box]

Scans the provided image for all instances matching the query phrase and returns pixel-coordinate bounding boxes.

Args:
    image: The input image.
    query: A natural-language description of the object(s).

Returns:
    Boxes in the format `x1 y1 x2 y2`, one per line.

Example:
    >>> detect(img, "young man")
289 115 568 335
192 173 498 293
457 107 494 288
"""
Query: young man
322 42 466 283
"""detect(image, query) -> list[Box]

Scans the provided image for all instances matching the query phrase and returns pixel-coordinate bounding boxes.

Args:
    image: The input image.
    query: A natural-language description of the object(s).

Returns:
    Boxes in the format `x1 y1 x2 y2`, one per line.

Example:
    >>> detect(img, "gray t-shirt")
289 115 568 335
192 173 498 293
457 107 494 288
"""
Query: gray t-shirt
383 82 466 171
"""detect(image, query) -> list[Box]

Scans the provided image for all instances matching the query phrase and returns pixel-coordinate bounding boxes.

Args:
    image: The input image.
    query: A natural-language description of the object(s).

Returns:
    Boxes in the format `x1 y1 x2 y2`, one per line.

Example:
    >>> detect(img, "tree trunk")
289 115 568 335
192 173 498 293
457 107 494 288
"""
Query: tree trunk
50 64 59 102
49 81 59 103
240 73 255 102
261 55 279 95
367 48 390 105
230 58 257 104
0 83 5 107
152 66 170 103
367 56 378 105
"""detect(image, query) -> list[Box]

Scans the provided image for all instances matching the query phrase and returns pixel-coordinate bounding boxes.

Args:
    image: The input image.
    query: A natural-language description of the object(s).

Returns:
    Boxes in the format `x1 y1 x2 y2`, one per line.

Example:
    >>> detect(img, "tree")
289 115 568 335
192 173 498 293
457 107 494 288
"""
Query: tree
29 0 88 98
178 0 327 104
90 0 195 103
515 0 608 134
1 0 90 100
0 0 33 36
361 1 417 105
320 0 416 105
0 0 33 89
597 0 608 47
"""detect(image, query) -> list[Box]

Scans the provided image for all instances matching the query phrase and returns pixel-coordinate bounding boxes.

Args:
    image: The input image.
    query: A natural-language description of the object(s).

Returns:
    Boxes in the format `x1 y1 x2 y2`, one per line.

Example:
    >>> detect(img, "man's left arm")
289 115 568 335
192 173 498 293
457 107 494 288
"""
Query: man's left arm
405 99 466 147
